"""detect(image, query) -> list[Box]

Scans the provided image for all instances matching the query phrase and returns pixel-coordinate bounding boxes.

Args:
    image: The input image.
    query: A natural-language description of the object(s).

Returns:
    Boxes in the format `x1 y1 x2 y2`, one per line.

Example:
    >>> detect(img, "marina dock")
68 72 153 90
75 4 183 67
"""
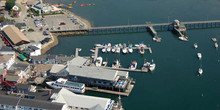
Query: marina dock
101 66 148 72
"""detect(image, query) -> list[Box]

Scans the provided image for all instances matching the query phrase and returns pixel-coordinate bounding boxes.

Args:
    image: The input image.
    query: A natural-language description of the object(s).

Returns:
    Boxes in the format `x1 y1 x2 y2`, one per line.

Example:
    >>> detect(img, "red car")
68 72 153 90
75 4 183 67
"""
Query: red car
59 22 66 25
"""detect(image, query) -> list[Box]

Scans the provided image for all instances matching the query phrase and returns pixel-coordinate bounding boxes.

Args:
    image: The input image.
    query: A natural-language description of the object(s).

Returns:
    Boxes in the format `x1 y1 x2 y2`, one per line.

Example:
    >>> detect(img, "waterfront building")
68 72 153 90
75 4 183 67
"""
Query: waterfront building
32 0 62 14
0 21 15 29
51 88 114 110
1 25 30 46
8 63 31 80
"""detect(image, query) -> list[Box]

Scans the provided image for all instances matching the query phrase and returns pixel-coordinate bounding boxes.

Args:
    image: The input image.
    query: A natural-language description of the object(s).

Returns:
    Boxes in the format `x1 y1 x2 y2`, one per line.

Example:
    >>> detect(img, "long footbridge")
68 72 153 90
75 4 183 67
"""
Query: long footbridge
50 20 220 37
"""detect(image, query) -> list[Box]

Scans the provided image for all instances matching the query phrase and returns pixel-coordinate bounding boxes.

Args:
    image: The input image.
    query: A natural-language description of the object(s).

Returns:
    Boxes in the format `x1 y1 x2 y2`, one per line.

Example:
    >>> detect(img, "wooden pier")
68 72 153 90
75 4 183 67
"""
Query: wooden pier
50 20 220 38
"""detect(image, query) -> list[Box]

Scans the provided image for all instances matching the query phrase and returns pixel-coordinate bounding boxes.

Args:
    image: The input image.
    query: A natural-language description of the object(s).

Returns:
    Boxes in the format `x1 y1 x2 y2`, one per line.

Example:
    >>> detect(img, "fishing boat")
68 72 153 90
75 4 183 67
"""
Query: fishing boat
68 7 73 9
122 43 128 54
129 61 137 70
215 42 218 49
102 44 107 53
112 60 121 68
95 57 103 67
197 53 202 60
149 59 156 71
128 44 133 53
94 44 102 47
115 44 121 53
194 43 198 49
112 46 116 53
46 78 85 94
198 68 203 75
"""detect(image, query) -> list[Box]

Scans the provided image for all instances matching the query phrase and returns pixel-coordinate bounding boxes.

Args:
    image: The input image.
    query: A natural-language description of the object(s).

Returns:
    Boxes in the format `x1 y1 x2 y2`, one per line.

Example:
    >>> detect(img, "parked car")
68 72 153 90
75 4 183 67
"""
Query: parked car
59 22 66 25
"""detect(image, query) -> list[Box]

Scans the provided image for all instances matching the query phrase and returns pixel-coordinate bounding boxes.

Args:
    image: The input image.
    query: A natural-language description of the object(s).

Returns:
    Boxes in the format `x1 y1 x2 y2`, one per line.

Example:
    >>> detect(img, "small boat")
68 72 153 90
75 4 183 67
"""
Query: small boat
68 7 73 9
194 43 198 49
129 61 137 70
179 36 188 41
197 53 202 60
112 46 116 53
122 43 128 54
107 43 111 52
68 4 72 6
198 68 203 75
149 59 156 71
215 42 218 49
212 38 217 42
95 57 103 67
46 78 85 94
112 60 121 68
153 37 162 42
118 43 123 48
80 4 85 7
139 46 145 54
102 44 107 53
128 44 133 53
142 61 150 71
94 44 102 47
115 44 121 53
90 49 95 52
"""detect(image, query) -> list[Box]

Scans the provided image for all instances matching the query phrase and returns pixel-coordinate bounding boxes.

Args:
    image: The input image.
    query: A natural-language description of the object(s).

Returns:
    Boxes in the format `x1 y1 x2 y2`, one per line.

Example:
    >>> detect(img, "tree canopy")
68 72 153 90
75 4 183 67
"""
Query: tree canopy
5 0 15 10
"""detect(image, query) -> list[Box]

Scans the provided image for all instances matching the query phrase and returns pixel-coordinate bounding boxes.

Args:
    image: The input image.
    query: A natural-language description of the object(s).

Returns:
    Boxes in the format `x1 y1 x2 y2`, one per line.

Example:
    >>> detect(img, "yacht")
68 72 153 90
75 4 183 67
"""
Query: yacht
46 78 85 94
194 43 198 49
115 44 121 53
95 57 103 67
198 68 203 75
122 43 128 54
102 44 107 53
107 43 112 52
128 44 133 53
112 60 121 68
197 53 202 60
112 46 116 53
149 59 156 71
215 42 218 49
129 61 137 70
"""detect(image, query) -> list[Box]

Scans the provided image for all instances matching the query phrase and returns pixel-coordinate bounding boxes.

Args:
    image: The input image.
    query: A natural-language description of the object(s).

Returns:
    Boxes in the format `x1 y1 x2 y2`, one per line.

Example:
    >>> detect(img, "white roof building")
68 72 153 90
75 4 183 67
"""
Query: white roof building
51 88 114 110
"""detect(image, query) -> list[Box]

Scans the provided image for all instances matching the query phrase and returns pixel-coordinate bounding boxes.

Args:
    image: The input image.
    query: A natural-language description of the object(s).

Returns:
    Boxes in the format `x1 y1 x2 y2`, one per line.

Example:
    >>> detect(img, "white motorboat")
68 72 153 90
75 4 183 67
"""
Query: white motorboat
107 43 112 52
215 42 218 49
197 53 202 60
95 57 103 67
122 43 128 54
212 37 217 42
149 59 156 71
198 68 203 75
102 44 107 53
112 46 116 53
118 43 123 48
139 46 145 54
129 61 137 70
128 44 133 53
179 36 188 41
46 78 85 94
112 60 121 68
194 43 198 49
115 44 121 53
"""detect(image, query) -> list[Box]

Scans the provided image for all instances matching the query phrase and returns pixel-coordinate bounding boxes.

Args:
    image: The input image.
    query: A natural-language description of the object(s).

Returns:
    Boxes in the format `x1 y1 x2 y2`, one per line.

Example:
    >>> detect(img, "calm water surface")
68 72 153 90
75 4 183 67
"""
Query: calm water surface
45 0 220 109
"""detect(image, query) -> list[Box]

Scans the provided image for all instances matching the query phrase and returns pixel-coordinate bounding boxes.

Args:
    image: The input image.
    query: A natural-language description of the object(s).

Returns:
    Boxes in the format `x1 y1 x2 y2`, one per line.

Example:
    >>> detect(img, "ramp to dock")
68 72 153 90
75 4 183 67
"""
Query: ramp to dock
148 26 157 37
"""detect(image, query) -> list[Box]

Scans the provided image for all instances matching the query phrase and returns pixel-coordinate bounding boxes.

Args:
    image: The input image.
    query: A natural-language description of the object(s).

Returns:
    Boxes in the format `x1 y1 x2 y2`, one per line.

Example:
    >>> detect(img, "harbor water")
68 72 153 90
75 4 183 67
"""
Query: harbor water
45 0 220 109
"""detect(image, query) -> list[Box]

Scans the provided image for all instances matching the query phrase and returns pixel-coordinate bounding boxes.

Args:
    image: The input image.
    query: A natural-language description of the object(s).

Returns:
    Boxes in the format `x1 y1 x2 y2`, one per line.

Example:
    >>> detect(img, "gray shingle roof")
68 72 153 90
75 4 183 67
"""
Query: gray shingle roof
9 63 29 71
0 46 14 52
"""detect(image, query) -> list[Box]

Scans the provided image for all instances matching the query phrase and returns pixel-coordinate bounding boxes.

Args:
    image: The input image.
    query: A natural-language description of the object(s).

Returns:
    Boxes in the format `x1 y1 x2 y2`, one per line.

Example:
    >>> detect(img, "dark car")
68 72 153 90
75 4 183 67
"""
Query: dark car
44 37 51 42
59 22 66 25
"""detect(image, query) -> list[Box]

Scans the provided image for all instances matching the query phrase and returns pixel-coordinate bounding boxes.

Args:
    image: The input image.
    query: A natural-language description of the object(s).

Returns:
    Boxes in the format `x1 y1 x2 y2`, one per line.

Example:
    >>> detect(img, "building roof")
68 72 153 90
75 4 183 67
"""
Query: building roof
0 95 64 110
9 63 29 71
51 88 112 110
67 56 88 66
0 21 15 27
67 65 118 81
50 64 66 74
28 45 39 51
2 25 30 45
5 75 19 82
0 46 14 52
0 54 13 63
26 0 39 5
56 55 74 64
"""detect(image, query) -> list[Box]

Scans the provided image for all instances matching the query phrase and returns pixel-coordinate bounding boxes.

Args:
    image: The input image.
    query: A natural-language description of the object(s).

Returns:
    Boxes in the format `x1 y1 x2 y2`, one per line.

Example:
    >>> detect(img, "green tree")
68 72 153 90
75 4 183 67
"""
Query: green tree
5 0 15 10
0 16 6 23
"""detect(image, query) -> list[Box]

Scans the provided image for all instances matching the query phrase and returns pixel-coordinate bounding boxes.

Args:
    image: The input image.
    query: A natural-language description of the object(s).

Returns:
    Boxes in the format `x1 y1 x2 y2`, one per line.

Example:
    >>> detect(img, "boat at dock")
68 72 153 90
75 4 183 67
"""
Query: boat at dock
197 53 202 60
122 43 128 54
46 78 85 94
215 42 218 49
139 42 145 54
128 44 133 53
95 44 102 47
95 57 103 67
142 61 150 71
129 61 137 70
115 44 121 53
119 43 123 48
179 36 188 41
112 60 121 68
112 46 116 53
149 59 156 71
198 68 203 75
107 43 112 52
194 43 198 49
102 44 107 53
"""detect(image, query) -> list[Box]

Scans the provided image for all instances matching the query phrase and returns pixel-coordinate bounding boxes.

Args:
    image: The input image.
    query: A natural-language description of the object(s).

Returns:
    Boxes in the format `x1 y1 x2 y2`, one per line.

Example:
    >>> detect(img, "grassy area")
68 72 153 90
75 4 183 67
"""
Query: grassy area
41 11 64 16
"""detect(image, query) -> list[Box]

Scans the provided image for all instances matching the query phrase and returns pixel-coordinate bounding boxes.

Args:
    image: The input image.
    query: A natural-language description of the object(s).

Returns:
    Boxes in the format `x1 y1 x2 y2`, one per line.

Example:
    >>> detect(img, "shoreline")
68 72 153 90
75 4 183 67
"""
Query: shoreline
41 8 92 55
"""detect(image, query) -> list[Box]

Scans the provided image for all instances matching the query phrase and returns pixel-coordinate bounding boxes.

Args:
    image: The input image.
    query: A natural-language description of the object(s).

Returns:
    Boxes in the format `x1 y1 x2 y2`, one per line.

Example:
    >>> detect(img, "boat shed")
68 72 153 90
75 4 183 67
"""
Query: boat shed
1 25 30 46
